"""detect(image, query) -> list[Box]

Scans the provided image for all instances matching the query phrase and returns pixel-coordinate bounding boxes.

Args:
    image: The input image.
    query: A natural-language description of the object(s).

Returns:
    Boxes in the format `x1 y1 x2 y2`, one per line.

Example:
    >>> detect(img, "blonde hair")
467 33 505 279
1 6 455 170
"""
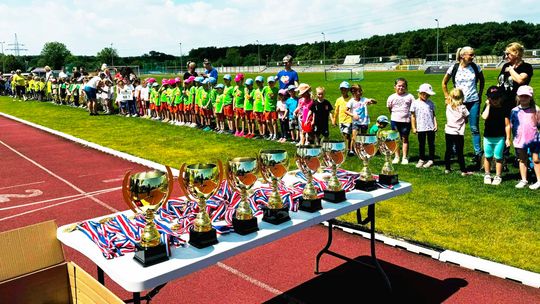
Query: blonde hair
316 86 325 94
447 88 464 109
455 46 474 63
506 42 524 59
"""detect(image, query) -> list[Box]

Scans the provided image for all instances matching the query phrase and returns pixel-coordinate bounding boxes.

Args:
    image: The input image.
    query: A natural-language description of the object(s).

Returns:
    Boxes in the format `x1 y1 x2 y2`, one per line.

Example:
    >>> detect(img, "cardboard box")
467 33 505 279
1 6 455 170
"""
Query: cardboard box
0 220 123 304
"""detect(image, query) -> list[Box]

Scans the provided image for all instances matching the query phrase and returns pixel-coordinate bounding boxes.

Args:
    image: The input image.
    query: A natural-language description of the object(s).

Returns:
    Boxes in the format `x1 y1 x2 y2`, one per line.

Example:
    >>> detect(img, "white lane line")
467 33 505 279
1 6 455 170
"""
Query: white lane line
0 140 118 213
0 187 121 211
102 177 124 183
0 194 106 222
217 262 282 295
0 181 45 190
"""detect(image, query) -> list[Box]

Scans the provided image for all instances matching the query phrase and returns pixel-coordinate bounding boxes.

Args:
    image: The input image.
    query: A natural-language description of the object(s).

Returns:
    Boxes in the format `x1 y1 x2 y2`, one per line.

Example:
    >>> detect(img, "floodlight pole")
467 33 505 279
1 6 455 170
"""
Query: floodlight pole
321 32 326 68
256 40 260 72
435 19 439 63
179 42 183 74
110 43 114 66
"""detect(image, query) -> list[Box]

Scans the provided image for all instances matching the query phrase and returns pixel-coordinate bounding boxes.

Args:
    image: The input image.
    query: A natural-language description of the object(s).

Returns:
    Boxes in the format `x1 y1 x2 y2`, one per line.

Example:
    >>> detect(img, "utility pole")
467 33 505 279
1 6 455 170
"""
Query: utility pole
256 40 260 72
7 33 27 57
110 43 114 66
179 42 183 74
435 19 439 62
0 41 5 72
321 32 326 68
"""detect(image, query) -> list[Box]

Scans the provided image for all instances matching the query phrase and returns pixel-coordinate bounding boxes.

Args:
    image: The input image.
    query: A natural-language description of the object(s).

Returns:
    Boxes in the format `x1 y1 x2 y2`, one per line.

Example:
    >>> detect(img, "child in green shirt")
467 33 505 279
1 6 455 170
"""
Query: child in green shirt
263 76 279 140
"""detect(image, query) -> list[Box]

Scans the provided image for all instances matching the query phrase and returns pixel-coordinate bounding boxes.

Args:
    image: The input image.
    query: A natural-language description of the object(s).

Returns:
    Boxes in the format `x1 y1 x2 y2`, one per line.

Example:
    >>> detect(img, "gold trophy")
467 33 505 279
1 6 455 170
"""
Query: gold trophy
177 162 223 248
378 130 400 185
296 145 323 212
354 134 378 191
122 166 174 267
227 157 259 235
321 140 347 203
259 149 291 225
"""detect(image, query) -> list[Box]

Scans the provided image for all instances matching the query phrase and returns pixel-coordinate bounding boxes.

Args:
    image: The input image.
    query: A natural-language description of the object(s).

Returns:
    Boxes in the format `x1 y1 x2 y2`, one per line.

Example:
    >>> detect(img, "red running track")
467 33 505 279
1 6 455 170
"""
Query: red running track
0 115 538 303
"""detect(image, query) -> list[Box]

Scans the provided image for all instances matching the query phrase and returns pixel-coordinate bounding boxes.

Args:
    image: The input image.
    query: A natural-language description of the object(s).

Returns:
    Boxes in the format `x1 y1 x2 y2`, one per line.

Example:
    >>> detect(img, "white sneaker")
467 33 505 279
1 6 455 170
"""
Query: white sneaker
515 180 528 189
529 181 540 190
416 160 425 168
491 176 502 186
483 175 492 185
392 156 400 164
423 160 434 168
401 157 409 165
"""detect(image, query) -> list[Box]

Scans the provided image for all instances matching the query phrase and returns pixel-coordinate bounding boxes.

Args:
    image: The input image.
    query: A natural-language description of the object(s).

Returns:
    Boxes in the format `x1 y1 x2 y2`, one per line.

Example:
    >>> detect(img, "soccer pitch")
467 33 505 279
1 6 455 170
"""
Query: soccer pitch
0 70 538 273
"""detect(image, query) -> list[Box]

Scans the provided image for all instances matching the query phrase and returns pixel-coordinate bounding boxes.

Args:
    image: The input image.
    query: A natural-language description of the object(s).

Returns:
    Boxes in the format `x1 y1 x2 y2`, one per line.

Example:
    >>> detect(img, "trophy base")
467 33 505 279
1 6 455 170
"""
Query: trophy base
232 217 259 235
323 190 347 203
261 206 291 225
189 228 218 249
379 174 399 185
355 179 378 191
298 197 323 213
133 243 169 267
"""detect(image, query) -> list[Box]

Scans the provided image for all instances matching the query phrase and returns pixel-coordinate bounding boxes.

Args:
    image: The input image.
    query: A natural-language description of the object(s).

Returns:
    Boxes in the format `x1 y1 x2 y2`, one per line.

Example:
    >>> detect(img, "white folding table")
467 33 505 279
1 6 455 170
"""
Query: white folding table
57 182 411 303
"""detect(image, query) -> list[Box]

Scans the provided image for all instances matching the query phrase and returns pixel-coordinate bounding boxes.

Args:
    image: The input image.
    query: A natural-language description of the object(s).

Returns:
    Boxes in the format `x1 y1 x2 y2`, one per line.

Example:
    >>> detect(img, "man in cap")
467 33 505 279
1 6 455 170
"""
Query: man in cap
201 59 218 80
276 54 299 90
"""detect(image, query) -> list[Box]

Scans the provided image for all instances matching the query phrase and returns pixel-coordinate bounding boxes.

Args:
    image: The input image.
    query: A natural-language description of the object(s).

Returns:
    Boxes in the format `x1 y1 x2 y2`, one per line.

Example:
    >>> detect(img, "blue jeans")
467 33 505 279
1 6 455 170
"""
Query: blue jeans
465 101 482 156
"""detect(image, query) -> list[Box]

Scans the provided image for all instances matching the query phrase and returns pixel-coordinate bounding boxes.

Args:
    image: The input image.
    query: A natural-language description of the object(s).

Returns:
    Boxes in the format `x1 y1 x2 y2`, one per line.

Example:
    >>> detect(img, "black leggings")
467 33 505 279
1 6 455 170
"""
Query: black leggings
418 131 435 161
445 134 465 171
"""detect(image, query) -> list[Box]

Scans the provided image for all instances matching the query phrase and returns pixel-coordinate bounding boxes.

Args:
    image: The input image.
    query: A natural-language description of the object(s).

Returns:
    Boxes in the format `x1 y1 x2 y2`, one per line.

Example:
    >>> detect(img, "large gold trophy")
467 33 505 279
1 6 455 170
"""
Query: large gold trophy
296 145 323 212
259 149 291 224
378 130 400 185
227 157 259 235
178 162 223 248
354 134 378 191
122 166 174 266
321 140 347 203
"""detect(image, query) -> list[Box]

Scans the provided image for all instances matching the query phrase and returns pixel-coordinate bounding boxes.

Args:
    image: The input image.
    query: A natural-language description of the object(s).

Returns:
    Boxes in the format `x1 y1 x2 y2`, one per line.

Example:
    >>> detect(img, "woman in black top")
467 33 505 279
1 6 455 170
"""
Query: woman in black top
183 61 198 80
498 42 534 114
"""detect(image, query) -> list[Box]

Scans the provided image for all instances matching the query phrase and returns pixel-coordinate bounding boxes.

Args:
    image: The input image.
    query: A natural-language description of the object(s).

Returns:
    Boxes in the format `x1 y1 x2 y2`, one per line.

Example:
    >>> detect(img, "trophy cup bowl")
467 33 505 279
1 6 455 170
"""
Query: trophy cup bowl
227 157 259 235
122 166 174 267
354 134 379 191
178 162 223 248
378 130 400 185
296 145 323 212
259 149 291 225
322 140 347 203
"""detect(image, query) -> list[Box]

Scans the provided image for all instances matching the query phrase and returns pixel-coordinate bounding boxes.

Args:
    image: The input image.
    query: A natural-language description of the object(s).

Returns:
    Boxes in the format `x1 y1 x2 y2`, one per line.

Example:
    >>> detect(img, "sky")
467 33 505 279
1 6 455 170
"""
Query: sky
0 0 539 57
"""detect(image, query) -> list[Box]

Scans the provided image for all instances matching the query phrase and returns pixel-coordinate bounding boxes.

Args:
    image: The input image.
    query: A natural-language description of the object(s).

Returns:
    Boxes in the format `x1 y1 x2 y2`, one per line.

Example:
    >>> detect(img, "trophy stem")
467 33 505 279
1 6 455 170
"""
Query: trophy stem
193 198 213 233
328 164 342 192
236 188 254 220
382 154 394 175
303 172 318 200
268 178 283 209
140 209 161 248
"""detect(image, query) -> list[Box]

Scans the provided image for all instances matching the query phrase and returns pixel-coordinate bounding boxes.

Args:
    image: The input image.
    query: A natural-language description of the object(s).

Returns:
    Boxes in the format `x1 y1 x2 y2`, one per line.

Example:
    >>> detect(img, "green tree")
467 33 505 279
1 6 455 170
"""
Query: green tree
40 42 71 69
97 47 119 66
3 55 25 72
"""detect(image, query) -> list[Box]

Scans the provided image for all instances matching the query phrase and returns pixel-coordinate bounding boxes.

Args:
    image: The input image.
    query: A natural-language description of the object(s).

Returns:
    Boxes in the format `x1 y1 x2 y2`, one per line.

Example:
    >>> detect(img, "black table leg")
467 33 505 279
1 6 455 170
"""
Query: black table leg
97 266 104 285
314 204 392 292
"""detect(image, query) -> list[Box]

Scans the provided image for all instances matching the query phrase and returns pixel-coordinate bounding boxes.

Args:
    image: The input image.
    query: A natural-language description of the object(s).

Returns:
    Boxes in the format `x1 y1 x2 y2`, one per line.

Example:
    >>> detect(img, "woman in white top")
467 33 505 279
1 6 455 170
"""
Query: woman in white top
84 73 105 115
442 46 485 168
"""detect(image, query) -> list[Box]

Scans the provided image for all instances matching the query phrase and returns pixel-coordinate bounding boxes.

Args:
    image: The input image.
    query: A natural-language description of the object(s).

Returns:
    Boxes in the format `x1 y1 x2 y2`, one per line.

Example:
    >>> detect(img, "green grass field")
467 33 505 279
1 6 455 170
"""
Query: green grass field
1 70 539 273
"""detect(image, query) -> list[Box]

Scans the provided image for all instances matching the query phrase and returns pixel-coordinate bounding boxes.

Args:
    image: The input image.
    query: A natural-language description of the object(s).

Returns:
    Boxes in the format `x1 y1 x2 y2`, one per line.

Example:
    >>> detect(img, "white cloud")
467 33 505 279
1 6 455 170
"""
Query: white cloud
0 0 538 56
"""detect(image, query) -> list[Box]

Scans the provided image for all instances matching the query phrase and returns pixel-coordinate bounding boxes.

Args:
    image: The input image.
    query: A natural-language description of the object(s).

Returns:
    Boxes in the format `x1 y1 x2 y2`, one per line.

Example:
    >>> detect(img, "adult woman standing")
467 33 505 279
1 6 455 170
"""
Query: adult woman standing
442 46 485 168
183 61 198 80
497 42 533 114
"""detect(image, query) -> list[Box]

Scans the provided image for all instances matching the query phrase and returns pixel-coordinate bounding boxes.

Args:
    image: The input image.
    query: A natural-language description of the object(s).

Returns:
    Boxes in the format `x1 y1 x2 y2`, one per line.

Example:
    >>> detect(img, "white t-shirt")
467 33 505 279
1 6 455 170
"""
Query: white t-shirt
446 64 481 103
386 93 414 123
140 86 149 101
445 104 469 135
86 76 101 89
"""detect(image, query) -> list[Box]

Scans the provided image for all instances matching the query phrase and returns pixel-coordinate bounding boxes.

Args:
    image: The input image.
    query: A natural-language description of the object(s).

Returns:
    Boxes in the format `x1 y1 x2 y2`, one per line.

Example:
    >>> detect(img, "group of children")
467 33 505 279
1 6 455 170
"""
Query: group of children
365 77 540 190
10 69 539 189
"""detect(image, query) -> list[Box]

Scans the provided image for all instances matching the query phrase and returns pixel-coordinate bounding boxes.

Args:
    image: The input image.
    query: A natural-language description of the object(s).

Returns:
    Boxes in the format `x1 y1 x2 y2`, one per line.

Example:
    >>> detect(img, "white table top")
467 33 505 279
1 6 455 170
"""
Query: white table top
57 181 411 292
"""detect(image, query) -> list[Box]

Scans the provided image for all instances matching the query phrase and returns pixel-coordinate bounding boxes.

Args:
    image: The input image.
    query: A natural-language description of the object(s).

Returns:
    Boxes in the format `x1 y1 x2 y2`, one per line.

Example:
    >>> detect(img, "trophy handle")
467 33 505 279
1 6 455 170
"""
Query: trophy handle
164 165 174 203
122 171 137 212
177 163 196 201
217 159 224 187
258 155 270 183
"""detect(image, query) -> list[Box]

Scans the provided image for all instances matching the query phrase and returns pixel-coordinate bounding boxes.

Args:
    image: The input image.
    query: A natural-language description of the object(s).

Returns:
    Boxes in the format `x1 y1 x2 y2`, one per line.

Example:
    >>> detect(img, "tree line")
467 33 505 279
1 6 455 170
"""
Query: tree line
1 20 539 73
